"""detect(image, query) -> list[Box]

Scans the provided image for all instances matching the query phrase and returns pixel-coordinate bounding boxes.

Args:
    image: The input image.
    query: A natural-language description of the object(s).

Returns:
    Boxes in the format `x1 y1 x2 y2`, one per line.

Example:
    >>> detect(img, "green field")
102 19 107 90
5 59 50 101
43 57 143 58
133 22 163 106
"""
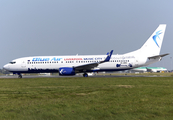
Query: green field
0 77 173 120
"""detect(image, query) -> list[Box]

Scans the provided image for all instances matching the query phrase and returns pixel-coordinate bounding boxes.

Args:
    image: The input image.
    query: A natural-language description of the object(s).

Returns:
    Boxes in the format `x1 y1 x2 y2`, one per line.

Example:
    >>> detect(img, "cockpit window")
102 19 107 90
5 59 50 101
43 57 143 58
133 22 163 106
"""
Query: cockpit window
9 61 16 64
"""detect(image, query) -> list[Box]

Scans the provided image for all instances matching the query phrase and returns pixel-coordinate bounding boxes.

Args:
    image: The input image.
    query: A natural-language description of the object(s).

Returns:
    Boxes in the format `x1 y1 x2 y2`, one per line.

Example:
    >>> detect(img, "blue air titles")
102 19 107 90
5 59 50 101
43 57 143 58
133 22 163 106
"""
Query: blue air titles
32 57 62 62
51 57 62 61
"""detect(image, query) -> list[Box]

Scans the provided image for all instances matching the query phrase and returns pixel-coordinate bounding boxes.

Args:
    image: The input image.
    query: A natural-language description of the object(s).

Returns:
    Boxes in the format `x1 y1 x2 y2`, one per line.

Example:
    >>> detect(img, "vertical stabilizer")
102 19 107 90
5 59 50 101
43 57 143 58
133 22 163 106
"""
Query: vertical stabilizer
140 24 166 57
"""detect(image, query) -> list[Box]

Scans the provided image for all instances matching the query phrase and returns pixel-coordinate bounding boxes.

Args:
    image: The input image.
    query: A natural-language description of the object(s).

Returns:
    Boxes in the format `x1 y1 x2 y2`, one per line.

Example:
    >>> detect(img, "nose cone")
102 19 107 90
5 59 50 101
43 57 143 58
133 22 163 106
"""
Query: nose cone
3 64 9 71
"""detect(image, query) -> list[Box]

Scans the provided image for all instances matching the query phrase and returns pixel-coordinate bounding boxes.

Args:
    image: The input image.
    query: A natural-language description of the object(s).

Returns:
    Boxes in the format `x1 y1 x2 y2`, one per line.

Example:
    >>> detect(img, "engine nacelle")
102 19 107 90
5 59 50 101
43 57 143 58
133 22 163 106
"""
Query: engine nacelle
59 67 75 76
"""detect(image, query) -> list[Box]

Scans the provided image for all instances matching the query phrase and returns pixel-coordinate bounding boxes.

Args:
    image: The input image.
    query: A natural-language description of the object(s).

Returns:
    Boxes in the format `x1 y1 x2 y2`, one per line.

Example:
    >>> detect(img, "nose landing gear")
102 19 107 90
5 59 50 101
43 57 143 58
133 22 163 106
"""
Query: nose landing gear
17 73 22 78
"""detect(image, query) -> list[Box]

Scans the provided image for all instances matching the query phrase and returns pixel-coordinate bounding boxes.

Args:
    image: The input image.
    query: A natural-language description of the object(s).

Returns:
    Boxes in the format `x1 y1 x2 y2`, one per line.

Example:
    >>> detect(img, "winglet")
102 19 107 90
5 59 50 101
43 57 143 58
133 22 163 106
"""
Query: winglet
103 50 113 62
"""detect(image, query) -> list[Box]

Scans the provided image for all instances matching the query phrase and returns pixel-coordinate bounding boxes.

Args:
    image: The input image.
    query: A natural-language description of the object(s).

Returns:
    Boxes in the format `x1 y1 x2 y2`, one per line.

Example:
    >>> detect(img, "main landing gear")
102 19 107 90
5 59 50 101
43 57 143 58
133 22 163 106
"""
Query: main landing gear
83 73 88 77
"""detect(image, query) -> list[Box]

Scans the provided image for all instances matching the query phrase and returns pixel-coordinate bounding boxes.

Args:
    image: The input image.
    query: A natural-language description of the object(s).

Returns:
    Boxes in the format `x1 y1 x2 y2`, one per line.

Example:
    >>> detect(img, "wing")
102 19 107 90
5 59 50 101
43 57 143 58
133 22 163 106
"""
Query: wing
74 50 113 72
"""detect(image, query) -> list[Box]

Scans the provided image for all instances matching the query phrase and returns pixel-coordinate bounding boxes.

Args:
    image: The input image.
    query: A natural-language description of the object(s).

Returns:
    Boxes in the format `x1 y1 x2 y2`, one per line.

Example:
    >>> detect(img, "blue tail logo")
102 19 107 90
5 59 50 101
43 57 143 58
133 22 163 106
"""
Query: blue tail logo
152 30 162 47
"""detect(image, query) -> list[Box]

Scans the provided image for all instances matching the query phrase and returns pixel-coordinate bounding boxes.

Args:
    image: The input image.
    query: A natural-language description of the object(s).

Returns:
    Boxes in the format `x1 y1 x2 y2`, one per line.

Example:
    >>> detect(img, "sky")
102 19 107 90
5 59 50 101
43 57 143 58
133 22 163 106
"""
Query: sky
1 0 173 70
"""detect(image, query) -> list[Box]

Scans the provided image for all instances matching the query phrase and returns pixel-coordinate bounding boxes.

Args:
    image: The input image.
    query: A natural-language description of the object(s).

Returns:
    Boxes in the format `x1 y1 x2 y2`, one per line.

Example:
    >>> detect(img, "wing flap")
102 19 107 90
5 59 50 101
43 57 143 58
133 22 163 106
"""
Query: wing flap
75 63 99 72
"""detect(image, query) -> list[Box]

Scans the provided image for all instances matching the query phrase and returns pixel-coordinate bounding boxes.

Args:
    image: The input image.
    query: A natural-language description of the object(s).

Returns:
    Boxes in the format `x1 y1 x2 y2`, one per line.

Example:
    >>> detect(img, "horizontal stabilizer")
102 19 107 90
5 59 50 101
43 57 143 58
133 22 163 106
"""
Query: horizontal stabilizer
148 53 169 59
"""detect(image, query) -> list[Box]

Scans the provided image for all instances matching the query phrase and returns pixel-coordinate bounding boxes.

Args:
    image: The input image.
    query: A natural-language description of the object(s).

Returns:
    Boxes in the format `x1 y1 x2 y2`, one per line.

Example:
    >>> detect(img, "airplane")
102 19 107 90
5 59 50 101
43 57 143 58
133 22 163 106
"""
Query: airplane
131 67 167 73
3 24 169 78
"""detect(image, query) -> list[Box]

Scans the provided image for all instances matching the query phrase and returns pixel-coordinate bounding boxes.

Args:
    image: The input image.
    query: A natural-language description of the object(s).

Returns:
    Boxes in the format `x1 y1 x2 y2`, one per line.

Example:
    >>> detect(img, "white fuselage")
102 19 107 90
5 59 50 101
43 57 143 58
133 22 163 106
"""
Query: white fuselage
3 54 158 74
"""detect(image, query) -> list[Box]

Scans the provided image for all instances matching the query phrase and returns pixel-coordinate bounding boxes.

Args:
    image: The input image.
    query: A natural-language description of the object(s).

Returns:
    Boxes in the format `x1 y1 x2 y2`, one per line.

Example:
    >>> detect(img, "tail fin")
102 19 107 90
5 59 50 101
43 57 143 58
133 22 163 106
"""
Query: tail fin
140 24 166 57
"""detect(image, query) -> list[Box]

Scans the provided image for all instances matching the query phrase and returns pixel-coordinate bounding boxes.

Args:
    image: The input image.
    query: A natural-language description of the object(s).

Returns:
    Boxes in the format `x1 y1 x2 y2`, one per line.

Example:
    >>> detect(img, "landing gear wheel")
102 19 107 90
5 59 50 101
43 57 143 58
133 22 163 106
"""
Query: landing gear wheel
83 73 88 77
18 74 22 78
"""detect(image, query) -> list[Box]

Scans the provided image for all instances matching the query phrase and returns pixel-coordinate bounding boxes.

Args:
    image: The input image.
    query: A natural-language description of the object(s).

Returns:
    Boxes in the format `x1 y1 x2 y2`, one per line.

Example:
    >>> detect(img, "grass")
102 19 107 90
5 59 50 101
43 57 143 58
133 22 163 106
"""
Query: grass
0 77 173 119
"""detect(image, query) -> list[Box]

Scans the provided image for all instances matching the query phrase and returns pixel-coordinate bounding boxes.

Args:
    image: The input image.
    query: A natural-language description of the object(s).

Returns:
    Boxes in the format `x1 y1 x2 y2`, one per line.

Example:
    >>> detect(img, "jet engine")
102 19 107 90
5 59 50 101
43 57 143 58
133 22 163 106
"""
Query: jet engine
59 67 75 76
